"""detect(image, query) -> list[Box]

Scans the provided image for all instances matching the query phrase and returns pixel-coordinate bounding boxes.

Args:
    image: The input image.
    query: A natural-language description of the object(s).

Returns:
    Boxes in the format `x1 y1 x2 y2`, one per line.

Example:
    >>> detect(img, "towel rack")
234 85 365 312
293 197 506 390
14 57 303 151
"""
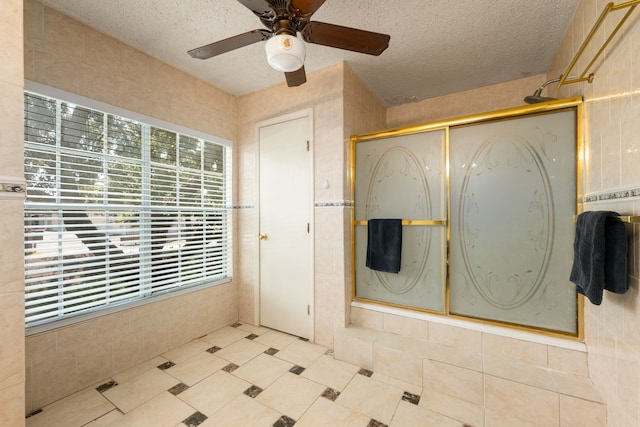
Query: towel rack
575 214 640 223
559 0 640 87
354 219 447 226
610 215 640 223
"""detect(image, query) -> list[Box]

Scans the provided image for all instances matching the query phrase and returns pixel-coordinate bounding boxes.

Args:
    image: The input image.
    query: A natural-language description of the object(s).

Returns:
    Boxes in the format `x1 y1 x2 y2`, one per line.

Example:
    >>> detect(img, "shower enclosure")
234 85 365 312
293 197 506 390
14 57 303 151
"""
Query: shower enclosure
351 99 582 336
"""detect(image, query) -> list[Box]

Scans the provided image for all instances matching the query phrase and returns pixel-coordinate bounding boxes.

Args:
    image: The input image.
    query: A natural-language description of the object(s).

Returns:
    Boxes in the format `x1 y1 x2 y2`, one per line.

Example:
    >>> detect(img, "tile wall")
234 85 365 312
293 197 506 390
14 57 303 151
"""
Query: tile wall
549 1 640 426
341 307 604 426
22 0 239 414
234 62 386 347
0 1 25 426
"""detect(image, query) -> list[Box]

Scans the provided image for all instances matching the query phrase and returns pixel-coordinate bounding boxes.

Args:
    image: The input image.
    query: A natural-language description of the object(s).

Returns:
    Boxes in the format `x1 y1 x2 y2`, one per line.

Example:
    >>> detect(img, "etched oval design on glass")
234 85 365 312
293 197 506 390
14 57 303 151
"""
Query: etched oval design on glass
458 135 553 308
366 147 431 294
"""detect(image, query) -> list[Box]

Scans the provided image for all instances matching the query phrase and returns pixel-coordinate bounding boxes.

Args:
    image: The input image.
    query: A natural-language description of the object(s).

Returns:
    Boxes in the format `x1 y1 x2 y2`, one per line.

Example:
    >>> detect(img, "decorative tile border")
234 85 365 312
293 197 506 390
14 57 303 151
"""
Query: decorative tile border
583 187 640 203
0 176 26 199
315 201 354 208
233 201 354 209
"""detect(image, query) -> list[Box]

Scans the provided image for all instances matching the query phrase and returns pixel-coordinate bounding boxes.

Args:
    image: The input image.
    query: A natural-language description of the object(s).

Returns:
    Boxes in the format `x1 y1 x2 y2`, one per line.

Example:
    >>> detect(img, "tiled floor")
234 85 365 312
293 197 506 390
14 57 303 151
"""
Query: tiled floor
26 322 469 427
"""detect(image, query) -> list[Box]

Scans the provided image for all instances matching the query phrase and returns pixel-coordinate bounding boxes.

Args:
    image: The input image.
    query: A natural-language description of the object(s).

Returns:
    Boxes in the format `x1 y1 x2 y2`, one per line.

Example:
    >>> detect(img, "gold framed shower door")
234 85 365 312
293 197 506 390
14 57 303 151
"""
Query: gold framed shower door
350 97 584 339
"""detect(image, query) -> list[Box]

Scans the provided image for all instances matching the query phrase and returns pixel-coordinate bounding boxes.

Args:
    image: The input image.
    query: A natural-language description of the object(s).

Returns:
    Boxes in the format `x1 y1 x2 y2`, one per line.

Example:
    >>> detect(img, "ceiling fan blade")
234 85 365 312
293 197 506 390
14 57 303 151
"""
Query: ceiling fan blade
236 0 276 20
290 0 327 19
188 29 271 60
285 66 307 87
301 22 390 56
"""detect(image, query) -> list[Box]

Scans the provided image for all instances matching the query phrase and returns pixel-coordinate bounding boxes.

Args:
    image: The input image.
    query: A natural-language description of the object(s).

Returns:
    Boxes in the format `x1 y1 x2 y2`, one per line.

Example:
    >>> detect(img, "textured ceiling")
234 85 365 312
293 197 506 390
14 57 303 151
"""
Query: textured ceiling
36 0 580 106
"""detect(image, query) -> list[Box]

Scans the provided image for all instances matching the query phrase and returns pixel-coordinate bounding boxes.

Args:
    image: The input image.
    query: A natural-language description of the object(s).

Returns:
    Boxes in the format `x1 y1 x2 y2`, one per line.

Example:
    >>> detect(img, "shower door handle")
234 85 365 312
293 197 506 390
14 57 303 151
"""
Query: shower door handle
259 233 268 241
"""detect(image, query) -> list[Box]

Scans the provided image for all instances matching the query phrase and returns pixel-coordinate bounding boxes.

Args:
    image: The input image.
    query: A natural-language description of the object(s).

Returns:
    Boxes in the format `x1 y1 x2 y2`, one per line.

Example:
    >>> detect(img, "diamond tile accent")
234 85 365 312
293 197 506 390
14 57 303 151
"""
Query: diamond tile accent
223 363 240 373
183 411 208 427
206 346 222 354
273 415 296 427
230 322 242 328
244 385 264 398
157 361 176 370
96 380 118 393
402 391 420 405
265 347 279 356
321 387 340 401
368 419 388 427
289 365 305 375
169 383 190 396
246 334 259 340
358 368 373 377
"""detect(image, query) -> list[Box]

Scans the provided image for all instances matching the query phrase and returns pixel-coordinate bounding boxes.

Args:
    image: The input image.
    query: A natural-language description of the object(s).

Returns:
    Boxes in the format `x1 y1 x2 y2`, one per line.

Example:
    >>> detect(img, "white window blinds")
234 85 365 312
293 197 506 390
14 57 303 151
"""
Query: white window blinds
24 91 232 328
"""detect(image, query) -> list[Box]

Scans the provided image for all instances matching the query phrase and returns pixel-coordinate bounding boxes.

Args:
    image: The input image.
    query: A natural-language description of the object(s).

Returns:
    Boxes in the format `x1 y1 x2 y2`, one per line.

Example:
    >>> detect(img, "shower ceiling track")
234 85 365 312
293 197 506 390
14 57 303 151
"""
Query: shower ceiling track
559 0 640 87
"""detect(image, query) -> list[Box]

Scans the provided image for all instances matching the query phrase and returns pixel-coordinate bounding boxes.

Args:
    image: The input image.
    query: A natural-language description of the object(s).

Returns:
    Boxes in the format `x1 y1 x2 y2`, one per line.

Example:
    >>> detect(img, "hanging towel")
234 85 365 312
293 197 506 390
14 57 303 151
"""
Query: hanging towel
366 218 403 273
569 211 628 305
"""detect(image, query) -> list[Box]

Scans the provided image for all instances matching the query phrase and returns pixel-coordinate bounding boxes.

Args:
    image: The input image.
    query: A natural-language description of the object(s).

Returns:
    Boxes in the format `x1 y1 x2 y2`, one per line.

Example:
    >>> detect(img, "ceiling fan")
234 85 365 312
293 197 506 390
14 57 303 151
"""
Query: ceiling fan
187 0 391 87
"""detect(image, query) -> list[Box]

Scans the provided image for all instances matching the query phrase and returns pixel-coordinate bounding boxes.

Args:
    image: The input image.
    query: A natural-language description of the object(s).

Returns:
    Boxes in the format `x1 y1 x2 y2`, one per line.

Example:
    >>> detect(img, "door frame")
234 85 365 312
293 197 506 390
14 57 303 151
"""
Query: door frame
254 108 315 339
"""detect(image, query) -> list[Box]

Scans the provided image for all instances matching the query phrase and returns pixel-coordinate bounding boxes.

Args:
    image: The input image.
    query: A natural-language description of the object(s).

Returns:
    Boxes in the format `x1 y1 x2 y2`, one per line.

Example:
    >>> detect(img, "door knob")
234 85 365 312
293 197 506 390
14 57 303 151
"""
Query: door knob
259 233 268 241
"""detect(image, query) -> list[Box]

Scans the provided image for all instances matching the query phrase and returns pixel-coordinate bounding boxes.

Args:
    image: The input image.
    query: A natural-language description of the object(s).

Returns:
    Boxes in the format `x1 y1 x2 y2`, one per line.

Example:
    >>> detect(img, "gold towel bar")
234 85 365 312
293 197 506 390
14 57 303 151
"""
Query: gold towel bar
354 219 447 226
610 215 640 223
574 214 640 223
559 0 640 87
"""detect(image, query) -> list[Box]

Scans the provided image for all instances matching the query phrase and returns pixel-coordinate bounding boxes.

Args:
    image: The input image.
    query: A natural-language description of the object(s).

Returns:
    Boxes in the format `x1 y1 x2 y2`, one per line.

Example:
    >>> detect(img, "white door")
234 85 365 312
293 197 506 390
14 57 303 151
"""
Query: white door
258 112 313 339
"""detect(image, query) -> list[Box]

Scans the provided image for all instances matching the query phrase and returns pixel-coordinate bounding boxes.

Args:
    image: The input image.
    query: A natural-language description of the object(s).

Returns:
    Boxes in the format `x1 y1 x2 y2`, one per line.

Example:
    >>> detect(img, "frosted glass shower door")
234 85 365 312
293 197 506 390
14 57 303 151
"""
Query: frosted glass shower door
354 130 446 312
449 110 577 334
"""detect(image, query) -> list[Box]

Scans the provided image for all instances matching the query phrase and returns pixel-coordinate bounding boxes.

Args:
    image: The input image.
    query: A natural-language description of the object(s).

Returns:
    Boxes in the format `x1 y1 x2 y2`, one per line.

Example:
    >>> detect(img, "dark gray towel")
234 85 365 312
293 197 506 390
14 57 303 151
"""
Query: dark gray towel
366 219 402 273
569 211 628 305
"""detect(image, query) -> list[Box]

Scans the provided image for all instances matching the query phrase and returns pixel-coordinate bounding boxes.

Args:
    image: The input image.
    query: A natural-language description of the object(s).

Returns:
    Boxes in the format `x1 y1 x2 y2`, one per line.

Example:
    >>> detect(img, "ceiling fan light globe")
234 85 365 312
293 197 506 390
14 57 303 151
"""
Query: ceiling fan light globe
265 34 305 72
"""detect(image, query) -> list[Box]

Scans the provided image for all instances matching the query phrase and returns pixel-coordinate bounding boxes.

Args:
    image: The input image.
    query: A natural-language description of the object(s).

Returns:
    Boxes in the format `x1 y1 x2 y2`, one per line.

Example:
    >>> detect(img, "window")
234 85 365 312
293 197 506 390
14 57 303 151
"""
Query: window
24 89 232 329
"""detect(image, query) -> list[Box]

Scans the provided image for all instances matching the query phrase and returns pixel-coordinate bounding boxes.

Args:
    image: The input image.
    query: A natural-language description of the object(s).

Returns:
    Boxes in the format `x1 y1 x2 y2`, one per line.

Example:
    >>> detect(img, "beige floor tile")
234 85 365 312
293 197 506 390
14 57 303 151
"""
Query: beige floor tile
295 396 371 427
254 329 300 349
26 388 115 427
275 339 328 368
371 372 423 397
256 372 326 420
82 409 123 426
199 394 281 427
389 400 461 427
201 326 250 348
301 355 360 391
214 338 269 365
111 356 168 384
102 368 180 413
234 323 272 335
231 353 293 389
105 392 195 427
484 408 542 427
164 352 228 386
336 373 403 425
177 370 251 416
419 389 484 427
162 339 212 364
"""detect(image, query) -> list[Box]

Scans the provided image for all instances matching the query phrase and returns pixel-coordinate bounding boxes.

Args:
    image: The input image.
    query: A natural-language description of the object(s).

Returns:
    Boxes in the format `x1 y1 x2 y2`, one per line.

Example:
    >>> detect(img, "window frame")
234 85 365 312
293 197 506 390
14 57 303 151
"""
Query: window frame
24 81 233 335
